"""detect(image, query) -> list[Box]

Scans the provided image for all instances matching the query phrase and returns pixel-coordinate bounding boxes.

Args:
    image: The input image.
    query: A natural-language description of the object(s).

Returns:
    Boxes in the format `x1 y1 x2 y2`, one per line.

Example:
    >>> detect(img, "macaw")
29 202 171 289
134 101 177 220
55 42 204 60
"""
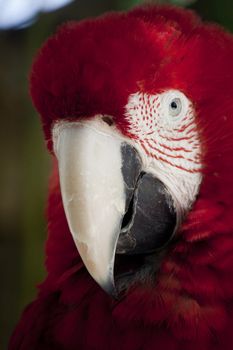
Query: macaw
9 5 233 350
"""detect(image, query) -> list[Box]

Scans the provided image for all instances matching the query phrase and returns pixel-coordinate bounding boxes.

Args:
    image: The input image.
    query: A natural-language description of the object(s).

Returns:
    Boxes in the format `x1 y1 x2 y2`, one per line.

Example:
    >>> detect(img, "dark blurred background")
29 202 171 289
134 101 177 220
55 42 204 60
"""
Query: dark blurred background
0 0 232 348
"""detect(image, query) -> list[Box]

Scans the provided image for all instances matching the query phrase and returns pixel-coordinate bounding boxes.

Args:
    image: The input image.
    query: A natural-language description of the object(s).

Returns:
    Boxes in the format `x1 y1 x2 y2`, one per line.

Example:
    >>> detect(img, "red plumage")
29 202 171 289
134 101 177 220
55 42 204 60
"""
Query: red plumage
9 5 233 350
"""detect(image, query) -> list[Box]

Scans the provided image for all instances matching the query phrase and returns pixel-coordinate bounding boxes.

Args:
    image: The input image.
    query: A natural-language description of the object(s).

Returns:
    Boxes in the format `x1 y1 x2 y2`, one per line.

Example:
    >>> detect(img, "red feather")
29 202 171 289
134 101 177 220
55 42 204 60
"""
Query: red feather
10 5 233 349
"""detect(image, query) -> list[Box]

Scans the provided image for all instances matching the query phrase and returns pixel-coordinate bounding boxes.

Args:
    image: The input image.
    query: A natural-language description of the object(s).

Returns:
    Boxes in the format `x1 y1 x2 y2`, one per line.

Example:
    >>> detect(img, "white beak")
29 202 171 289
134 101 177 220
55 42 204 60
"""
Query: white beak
53 119 127 294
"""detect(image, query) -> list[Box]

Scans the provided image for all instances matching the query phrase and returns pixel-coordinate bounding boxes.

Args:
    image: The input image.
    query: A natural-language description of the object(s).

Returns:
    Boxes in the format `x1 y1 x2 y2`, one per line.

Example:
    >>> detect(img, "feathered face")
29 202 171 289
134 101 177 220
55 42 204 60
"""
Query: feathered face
31 6 233 299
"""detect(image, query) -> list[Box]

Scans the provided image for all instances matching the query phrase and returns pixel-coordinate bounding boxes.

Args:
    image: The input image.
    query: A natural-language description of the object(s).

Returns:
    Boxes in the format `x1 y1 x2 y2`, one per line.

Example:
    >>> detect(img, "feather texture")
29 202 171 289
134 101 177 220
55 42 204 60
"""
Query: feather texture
10 5 233 349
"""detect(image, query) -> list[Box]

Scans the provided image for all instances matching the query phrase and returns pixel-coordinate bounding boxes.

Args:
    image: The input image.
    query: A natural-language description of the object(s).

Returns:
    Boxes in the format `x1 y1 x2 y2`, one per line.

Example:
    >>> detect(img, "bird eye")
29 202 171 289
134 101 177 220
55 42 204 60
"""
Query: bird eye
160 90 189 123
169 98 182 117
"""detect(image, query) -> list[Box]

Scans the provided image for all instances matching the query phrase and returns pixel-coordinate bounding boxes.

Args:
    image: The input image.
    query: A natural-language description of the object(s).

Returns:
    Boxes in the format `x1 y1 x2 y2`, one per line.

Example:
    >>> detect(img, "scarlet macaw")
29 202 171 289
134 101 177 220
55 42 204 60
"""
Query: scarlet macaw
9 5 233 350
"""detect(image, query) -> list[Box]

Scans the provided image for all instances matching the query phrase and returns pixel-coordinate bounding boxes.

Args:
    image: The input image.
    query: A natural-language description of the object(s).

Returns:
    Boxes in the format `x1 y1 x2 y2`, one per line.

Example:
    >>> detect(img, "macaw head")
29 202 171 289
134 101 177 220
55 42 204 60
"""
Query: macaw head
30 3 233 307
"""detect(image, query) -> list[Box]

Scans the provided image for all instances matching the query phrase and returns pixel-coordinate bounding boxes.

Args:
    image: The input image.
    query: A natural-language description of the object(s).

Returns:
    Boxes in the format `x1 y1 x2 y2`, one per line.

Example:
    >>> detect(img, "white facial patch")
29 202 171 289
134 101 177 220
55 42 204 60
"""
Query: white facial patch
125 90 203 217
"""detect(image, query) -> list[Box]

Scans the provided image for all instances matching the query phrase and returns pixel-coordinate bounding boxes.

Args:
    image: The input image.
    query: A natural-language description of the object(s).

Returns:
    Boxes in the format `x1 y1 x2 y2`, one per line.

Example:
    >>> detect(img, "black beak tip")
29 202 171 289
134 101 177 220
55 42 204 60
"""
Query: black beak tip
101 281 119 299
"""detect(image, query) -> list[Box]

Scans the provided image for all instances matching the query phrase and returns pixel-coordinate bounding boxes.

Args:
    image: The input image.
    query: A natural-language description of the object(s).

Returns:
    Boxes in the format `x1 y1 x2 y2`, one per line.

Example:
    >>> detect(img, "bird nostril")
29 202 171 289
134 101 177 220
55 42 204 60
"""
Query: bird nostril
102 115 114 126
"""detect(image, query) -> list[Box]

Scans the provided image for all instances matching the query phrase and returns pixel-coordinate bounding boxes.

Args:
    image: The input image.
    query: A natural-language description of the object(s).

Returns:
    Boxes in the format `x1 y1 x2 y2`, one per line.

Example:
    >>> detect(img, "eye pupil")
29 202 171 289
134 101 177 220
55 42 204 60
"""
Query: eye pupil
171 101 178 109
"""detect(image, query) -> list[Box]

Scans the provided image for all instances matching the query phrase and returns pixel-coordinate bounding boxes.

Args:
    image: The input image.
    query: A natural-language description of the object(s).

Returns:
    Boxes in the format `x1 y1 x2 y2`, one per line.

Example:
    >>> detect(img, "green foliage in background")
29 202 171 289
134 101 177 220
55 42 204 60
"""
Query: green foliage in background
117 0 197 10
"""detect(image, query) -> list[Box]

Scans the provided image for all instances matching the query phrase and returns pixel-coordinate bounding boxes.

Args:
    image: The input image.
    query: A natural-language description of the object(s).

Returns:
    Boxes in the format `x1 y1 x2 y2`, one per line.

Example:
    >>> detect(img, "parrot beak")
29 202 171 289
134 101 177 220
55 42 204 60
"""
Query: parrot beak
53 117 176 297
